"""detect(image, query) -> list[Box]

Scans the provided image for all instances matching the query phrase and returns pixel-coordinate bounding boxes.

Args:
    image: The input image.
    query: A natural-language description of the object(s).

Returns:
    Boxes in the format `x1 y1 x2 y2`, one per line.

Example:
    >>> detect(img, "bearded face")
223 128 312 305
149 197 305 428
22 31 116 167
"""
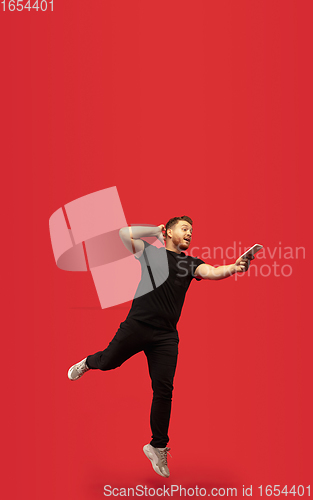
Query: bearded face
168 221 192 251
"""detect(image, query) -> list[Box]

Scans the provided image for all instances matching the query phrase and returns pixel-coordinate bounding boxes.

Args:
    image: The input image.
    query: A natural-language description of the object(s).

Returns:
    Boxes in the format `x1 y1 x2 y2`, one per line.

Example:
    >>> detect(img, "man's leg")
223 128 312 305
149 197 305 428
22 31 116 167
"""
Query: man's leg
68 318 150 380
144 332 179 448
86 317 149 371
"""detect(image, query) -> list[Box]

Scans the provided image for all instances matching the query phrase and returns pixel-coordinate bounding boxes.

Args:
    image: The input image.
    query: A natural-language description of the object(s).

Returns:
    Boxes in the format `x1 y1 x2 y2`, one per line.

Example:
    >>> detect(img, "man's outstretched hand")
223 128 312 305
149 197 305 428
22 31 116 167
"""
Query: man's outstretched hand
234 254 255 273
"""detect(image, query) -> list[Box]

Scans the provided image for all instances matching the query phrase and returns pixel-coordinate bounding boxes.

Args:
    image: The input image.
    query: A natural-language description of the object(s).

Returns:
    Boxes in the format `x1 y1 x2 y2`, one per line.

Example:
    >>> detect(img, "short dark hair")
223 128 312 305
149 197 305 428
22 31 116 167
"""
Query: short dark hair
165 216 193 239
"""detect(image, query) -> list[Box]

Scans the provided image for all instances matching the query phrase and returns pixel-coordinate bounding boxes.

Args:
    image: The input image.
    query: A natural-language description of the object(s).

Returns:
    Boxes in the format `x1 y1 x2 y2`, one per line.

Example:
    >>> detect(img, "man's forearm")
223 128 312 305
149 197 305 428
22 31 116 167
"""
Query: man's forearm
120 224 160 239
206 264 237 280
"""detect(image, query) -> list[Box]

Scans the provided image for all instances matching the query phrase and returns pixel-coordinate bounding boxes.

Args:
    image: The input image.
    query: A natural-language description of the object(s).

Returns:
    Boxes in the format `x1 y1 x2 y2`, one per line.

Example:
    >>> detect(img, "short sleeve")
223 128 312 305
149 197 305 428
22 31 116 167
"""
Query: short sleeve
191 257 206 281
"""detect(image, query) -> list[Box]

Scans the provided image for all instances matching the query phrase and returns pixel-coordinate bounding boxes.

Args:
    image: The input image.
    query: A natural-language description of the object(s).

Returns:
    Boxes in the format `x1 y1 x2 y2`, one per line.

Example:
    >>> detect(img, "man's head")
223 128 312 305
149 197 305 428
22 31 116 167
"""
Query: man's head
164 216 193 252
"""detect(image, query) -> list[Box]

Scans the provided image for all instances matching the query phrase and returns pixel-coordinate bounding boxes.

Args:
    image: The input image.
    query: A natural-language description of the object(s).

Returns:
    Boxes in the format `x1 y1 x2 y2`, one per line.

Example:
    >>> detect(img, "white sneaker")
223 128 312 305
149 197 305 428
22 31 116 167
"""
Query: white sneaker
143 444 172 478
68 358 90 381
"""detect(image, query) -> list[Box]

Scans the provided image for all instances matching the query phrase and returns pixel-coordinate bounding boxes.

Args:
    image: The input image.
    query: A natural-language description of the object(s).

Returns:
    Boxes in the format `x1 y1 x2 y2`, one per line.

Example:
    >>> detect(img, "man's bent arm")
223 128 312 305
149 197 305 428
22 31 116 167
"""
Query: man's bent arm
119 224 164 256
119 224 162 240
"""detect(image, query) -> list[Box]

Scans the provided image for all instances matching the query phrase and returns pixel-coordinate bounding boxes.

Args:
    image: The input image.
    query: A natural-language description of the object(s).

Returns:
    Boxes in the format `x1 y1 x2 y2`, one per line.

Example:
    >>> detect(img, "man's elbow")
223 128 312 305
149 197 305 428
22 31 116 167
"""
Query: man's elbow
195 264 215 280
119 227 129 239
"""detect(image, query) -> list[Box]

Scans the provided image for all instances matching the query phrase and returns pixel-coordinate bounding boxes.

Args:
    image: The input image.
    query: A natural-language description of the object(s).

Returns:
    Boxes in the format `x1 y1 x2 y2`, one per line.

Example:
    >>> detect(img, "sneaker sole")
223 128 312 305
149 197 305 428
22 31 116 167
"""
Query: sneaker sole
143 445 170 478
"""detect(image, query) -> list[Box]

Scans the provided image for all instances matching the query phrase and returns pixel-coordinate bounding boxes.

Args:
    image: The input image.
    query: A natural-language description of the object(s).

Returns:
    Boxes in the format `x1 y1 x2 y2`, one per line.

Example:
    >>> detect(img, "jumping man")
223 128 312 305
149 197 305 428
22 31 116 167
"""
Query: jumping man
67 216 254 478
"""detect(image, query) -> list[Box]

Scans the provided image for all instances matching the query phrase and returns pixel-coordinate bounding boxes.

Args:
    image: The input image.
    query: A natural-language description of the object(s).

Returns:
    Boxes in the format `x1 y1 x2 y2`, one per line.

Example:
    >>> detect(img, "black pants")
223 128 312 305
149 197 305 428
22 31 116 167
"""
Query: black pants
86 317 179 448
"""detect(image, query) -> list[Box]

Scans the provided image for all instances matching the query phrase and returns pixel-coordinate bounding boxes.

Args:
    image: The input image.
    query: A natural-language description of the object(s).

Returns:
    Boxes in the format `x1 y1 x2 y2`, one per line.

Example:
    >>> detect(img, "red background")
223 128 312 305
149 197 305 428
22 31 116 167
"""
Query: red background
2 1 312 498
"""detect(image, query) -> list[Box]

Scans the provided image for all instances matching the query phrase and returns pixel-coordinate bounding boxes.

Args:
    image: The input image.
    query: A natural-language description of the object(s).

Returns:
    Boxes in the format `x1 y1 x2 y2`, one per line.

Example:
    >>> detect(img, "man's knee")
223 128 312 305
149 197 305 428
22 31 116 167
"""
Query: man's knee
151 378 174 399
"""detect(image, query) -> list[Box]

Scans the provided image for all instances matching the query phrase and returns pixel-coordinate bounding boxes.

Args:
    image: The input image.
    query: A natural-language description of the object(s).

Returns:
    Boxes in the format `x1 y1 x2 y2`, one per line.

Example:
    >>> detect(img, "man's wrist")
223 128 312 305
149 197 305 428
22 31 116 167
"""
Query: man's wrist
229 263 237 275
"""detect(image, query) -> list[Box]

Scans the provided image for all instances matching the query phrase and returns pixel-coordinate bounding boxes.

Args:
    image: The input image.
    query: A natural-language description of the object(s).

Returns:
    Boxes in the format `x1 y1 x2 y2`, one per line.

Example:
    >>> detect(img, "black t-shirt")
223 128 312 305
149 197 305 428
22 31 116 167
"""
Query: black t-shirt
126 240 205 331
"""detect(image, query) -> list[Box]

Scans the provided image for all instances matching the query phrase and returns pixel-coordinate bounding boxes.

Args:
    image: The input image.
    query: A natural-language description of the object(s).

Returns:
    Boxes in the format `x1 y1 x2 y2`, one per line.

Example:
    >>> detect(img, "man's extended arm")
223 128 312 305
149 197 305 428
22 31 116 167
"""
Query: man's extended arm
194 255 254 281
